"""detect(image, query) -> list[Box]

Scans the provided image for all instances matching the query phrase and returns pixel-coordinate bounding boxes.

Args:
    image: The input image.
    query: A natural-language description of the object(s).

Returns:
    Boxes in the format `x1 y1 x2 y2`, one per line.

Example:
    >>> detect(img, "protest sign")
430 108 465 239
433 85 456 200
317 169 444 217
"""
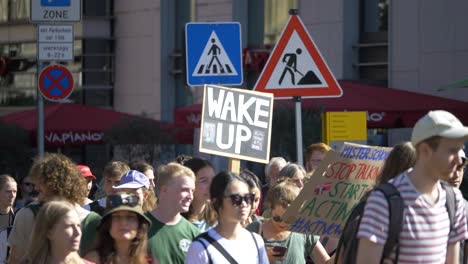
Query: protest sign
282 142 392 237
199 85 274 163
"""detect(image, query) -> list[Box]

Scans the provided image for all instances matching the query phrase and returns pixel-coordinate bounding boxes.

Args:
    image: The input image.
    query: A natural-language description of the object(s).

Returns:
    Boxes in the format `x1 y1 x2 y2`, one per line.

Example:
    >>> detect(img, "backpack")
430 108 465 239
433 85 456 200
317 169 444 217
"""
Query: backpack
0 209 15 263
334 181 456 264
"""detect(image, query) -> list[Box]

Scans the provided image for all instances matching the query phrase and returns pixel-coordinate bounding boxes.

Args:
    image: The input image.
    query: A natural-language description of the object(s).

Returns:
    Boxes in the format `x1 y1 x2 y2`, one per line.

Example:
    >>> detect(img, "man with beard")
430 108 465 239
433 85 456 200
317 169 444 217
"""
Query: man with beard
146 162 200 264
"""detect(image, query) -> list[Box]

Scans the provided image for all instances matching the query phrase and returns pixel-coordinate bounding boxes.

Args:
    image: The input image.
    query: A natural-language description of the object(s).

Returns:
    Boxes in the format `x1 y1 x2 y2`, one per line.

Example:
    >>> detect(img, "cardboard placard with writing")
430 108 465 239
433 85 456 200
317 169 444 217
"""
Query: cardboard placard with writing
199 85 274 164
283 142 392 237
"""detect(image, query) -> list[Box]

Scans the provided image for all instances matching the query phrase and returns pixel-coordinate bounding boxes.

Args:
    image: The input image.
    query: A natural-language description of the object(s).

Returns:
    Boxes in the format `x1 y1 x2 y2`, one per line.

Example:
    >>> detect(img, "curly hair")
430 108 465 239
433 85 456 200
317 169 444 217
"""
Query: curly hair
29 153 87 204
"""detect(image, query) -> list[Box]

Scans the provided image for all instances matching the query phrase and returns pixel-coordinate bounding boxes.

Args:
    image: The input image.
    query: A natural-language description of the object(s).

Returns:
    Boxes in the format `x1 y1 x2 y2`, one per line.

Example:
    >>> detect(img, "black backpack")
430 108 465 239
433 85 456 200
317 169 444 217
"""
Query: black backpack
334 182 456 264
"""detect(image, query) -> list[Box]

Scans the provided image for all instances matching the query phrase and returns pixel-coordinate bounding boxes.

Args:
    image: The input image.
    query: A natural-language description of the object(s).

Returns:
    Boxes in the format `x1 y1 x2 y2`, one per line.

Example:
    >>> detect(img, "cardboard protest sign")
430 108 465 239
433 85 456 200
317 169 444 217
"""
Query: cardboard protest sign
199 85 274 163
283 142 392 237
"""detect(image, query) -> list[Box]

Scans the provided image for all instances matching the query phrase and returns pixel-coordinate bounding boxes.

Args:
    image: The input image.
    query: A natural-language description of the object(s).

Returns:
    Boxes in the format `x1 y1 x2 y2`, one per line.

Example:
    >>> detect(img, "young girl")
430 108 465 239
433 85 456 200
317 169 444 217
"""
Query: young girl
186 171 268 263
247 180 330 264
84 193 151 264
21 200 86 264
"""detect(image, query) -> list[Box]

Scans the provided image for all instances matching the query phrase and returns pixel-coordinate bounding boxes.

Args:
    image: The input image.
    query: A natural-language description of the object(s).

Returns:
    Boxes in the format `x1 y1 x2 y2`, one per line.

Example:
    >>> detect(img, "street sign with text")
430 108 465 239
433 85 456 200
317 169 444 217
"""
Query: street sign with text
31 0 82 23
38 25 74 62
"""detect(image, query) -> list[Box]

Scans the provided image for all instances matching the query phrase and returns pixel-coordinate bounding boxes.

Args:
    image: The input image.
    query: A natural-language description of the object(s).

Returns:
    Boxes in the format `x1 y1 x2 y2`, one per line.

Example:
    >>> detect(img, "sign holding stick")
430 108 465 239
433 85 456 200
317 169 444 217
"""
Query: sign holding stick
283 142 391 237
199 85 274 164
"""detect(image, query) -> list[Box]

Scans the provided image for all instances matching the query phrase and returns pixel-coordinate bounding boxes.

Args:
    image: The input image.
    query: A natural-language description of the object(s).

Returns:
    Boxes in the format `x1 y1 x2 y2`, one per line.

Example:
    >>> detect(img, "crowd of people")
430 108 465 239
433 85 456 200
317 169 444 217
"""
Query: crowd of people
0 110 466 264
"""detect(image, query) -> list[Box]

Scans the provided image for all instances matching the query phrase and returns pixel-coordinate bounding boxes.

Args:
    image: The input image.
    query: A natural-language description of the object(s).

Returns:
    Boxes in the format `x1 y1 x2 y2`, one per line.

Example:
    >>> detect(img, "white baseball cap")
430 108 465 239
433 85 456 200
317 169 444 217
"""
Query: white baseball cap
411 110 468 146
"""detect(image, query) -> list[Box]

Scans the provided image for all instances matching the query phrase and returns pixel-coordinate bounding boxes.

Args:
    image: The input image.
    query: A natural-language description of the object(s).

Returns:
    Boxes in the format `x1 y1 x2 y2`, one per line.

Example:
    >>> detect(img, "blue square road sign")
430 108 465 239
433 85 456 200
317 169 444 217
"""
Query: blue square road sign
185 22 243 86
41 0 71 7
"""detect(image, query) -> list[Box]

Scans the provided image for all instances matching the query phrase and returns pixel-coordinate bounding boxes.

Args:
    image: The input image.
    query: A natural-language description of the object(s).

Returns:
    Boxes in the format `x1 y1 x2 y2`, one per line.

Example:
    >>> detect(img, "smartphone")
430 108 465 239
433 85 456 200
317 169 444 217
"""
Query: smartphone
272 246 288 257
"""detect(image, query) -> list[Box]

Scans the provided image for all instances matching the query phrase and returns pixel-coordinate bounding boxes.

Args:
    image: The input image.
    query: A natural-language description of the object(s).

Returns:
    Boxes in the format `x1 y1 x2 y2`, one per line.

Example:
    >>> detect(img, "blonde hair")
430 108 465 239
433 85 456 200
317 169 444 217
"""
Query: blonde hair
156 162 195 192
22 200 82 264
267 179 300 210
0 174 16 190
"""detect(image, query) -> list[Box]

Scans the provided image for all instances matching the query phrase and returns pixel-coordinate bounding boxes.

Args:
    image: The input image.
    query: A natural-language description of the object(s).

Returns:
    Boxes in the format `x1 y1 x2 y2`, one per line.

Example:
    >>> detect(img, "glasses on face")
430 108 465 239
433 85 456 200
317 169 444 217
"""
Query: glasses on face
272 215 284 222
224 193 255 207
107 193 140 209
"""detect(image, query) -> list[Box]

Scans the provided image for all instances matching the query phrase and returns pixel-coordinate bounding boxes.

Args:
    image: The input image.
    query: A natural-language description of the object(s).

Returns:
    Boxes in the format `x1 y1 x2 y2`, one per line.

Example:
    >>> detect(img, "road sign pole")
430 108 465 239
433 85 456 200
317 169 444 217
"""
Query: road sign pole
294 96 303 165
37 61 45 157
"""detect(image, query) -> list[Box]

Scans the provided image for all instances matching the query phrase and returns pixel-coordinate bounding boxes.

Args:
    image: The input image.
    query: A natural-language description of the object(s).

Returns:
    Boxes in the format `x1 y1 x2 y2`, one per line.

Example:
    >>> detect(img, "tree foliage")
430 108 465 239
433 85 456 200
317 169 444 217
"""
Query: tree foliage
270 104 323 162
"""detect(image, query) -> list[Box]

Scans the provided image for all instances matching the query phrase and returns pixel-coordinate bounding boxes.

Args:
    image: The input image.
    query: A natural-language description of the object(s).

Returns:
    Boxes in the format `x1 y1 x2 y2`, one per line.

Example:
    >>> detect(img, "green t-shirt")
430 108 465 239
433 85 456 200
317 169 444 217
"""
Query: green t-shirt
247 220 319 264
146 212 201 264
79 211 102 256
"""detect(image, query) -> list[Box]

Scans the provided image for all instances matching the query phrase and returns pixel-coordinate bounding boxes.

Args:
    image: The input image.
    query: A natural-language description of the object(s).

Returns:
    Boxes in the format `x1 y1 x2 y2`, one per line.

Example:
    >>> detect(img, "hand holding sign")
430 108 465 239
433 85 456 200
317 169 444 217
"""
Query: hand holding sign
282 143 391 238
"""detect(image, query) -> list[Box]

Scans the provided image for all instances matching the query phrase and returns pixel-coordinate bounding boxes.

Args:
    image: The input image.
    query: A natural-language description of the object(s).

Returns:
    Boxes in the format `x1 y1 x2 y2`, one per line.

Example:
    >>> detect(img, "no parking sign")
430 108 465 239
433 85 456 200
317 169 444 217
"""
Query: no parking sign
39 64 74 102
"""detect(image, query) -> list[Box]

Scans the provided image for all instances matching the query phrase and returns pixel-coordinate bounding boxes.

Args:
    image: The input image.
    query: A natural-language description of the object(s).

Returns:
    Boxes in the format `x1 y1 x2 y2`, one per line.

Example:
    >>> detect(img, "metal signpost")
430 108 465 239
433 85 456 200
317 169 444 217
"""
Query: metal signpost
31 0 81 157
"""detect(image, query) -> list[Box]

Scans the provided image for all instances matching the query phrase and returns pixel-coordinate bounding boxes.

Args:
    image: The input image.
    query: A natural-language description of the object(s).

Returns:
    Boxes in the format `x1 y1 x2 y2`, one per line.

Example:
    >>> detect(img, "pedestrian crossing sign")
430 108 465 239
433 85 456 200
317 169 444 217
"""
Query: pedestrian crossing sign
254 15 343 99
186 22 243 86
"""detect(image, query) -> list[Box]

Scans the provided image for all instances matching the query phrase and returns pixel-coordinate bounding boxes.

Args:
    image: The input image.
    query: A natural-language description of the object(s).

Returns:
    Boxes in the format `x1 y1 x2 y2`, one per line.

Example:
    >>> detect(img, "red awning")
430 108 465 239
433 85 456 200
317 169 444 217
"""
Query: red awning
174 80 468 143
0 103 173 147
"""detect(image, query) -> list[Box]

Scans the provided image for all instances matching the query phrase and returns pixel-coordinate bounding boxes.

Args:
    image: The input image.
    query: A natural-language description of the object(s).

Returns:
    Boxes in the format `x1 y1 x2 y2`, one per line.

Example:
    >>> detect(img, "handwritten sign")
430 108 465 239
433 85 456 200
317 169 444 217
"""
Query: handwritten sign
283 142 391 237
199 85 274 163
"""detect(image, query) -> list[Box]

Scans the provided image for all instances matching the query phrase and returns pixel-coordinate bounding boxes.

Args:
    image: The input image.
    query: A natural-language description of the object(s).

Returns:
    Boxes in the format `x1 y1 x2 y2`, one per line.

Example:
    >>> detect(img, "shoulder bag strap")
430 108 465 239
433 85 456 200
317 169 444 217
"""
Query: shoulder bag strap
198 232 238 264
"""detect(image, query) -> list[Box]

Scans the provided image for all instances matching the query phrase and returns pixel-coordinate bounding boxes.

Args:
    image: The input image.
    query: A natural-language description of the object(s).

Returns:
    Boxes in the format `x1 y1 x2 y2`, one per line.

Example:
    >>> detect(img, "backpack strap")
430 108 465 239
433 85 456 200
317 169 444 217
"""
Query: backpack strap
194 234 213 264
89 200 105 216
26 203 43 217
440 181 456 232
195 232 238 264
375 183 405 263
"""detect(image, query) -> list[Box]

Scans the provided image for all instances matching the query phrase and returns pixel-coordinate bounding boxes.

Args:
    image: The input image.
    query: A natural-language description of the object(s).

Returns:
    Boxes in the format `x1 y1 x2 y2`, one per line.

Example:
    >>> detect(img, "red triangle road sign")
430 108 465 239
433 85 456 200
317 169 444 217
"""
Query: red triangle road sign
254 15 343 99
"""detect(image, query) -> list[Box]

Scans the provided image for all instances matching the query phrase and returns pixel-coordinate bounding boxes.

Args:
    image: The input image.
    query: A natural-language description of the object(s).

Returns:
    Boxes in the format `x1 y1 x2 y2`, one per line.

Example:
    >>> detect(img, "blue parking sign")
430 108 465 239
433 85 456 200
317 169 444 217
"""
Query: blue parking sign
41 0 71 6
185 22 243 86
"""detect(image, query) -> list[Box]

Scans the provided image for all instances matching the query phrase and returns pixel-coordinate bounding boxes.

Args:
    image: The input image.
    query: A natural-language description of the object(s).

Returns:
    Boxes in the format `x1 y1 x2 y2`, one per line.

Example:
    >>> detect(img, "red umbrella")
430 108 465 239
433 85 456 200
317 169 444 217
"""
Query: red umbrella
0 103 173 147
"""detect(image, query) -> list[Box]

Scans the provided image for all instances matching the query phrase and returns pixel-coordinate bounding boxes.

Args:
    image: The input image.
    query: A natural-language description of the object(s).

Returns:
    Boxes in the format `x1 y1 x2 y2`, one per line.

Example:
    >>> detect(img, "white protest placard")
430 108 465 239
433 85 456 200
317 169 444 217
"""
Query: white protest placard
199 85 274 163
283 142 392 237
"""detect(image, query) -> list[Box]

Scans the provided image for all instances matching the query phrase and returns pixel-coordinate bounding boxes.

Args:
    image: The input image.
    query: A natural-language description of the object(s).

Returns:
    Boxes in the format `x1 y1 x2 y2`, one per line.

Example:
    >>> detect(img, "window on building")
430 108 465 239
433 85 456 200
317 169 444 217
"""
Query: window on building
9 0 29 21
264 0 296 45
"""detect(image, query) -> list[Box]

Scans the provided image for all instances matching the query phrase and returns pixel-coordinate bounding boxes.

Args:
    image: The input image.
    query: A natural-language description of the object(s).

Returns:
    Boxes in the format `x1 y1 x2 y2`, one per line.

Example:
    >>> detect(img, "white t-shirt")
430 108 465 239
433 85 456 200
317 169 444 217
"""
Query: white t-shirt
185 227 268 264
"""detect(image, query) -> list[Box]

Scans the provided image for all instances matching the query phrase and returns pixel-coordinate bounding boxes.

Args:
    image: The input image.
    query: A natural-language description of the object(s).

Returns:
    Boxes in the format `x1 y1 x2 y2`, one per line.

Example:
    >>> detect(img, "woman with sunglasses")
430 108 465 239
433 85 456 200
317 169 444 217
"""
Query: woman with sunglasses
186 171 268 263
84 193 151 264
20 200 87 264
181 157 217 232
247 179 330 264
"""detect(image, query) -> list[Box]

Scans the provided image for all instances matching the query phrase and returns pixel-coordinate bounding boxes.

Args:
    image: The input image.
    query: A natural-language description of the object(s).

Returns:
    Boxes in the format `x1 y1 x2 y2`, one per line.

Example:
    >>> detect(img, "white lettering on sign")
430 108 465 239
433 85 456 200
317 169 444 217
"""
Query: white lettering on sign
367 112 385 122
205 86 271 155
206 86 270 128
45 131 104 144
215 124 252 154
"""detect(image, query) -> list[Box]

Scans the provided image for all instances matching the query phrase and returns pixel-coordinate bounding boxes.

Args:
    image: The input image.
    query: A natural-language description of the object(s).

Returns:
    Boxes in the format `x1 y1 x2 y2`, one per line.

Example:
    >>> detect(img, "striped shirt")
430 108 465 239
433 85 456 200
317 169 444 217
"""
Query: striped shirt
357 172 468 263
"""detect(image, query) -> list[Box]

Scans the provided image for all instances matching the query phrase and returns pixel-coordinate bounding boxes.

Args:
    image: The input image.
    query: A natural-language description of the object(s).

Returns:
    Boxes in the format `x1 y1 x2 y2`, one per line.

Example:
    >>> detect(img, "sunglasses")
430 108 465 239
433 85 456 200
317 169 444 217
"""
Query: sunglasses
272 215 284 222
107 193 140 209
23 182 35 187
224 193 255 207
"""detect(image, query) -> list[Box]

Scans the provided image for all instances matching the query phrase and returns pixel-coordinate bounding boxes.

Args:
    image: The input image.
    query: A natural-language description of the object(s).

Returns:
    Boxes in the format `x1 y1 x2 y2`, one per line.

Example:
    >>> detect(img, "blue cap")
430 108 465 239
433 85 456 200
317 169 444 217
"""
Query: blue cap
113 170 150 189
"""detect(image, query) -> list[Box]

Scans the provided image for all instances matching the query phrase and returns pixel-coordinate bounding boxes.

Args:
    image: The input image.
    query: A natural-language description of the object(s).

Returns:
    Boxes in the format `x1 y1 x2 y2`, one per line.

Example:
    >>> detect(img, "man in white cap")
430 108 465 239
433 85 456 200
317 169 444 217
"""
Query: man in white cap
356 110 468 263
